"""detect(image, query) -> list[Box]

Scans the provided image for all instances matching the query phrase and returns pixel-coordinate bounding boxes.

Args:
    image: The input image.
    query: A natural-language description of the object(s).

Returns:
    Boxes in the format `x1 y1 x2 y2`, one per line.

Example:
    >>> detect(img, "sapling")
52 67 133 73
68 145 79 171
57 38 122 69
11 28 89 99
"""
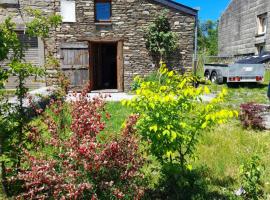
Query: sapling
0 10 61 195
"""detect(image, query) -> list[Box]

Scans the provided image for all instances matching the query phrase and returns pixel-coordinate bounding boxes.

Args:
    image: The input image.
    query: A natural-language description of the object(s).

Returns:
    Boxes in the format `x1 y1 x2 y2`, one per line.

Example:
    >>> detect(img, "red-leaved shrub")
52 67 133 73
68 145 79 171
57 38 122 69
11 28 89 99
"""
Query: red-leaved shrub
240 102 270 129
15 85 144 199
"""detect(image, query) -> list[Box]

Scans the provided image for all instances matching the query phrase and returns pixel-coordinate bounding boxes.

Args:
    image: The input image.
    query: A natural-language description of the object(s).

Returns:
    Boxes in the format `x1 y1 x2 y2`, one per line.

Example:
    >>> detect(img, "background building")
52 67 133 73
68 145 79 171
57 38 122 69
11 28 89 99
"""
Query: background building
219 0 270 57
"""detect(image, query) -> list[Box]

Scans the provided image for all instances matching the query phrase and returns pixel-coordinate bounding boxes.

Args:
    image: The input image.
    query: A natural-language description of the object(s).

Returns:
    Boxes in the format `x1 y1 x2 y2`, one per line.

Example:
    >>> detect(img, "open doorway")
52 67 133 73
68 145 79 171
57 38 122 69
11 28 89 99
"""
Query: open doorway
91 43 117 90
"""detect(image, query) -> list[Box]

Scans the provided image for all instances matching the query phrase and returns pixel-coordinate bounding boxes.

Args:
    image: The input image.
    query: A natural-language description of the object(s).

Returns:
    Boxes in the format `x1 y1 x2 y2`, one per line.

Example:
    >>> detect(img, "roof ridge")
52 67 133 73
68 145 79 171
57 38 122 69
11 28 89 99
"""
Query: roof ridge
152 0 198 16
166 0 198 12
220 0 233 19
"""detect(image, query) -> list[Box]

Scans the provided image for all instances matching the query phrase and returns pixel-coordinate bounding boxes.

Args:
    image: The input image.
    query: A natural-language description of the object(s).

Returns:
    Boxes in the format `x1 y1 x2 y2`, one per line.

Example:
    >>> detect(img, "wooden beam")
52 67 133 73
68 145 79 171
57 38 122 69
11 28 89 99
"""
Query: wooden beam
78 37 124 43
117 41 124 92
60 42 88 49
89 42 94 91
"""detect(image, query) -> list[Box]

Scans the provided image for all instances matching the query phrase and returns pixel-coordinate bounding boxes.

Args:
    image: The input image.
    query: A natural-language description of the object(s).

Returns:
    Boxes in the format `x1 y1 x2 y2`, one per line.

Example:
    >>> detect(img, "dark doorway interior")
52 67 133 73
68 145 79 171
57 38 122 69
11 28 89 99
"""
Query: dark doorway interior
92 43 117 90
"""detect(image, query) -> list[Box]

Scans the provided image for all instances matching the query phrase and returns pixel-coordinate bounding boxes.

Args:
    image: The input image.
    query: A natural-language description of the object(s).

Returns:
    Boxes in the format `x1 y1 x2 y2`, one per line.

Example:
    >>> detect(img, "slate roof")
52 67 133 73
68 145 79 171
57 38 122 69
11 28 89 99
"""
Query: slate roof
236 52 270 64
153 0 198 16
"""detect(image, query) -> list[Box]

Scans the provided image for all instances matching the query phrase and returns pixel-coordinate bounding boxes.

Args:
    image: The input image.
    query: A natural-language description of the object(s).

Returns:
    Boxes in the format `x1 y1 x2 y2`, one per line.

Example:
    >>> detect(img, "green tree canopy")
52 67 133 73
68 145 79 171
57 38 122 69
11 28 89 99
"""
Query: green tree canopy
198 20 218 56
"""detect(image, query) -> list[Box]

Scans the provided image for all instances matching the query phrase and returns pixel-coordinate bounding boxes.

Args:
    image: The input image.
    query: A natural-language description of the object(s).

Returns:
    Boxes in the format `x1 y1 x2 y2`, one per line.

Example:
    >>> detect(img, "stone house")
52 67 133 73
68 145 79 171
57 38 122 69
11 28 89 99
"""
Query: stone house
219 0 270 57
0 0 198 91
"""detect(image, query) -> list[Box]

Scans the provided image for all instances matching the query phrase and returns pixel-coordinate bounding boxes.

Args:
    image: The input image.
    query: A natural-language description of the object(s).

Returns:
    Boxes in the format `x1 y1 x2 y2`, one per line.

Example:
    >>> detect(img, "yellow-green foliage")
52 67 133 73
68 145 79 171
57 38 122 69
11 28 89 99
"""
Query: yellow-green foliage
123 64 238 168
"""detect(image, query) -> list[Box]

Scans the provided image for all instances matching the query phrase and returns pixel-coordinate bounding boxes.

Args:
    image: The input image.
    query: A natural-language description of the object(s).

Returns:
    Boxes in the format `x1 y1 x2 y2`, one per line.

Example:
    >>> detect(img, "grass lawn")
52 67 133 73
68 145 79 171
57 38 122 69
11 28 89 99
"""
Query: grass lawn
104 102 132 133
194 120 270 194
192 82 270 196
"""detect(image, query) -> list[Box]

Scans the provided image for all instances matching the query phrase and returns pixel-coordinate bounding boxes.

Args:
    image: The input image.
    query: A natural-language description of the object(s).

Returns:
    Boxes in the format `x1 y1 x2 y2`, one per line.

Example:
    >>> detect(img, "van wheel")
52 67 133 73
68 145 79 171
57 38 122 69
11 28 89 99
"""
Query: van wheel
204 71 210 80
211 71 218 83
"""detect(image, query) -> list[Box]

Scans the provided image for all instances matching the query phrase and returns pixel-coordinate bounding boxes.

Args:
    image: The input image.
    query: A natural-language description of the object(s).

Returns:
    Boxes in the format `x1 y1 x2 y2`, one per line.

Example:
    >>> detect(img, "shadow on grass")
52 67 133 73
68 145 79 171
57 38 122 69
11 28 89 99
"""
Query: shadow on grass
144 164 238 200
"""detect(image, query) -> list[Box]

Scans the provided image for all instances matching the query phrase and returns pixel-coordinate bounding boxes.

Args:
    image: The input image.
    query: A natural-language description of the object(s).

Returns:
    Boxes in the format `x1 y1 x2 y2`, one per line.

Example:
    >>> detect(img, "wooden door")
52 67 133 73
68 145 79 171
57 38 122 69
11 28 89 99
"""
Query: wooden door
88 40 124 91
60 42 89 90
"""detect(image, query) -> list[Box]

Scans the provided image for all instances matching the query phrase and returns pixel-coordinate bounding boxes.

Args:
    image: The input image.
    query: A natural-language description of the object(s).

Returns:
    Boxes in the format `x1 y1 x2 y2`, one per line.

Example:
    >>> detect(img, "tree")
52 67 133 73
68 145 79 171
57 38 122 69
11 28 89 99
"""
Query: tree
124 64 237 169
124 64 237 198
198 20 218 56
0 10 61 195
144 10 178 64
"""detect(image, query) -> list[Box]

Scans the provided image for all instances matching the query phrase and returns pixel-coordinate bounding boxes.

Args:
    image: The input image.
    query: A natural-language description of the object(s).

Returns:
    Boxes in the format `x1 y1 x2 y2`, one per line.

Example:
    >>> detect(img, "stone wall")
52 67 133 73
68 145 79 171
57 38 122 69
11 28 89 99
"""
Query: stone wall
0 0 196 91
52 0 196 90
219 0 270 57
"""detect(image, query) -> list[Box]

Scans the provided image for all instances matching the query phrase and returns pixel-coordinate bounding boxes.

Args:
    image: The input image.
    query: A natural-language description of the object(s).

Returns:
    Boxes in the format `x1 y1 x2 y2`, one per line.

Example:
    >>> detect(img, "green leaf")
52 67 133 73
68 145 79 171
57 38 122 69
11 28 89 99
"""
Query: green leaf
149 102 155 109
162 129 170 136
0 155 11 163
171 131 177 141
150 124 158 132
201 122 208 129
187 164 193 171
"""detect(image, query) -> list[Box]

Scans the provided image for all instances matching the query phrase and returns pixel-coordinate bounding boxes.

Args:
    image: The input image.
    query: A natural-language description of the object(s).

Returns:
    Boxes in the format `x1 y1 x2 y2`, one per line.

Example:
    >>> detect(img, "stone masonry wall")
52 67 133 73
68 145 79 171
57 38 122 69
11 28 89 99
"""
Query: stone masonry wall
0 0 196 91
51 0 196 90
219 0 270 57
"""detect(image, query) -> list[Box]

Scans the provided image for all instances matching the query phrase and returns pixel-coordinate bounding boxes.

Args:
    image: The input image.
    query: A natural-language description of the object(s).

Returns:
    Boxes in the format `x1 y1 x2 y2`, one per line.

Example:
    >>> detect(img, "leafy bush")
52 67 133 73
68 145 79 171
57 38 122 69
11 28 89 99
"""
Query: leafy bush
144 10 178 63
240 103 269 130
239 156 265 200
123 64 237 169
14 85 145 199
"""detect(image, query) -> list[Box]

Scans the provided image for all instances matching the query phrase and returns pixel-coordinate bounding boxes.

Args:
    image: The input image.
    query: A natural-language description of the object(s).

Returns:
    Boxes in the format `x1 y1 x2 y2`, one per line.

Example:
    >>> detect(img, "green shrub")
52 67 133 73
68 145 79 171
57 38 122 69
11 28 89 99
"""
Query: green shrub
239 156 265 200
131 72 166 91
123 64 237 169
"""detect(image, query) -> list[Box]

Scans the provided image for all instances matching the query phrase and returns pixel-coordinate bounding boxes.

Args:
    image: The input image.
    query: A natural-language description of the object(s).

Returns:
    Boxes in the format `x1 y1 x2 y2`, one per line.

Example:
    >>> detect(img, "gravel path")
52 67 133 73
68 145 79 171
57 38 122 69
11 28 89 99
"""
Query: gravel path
7 87 217 107
66 92 134 102
66 92 216 102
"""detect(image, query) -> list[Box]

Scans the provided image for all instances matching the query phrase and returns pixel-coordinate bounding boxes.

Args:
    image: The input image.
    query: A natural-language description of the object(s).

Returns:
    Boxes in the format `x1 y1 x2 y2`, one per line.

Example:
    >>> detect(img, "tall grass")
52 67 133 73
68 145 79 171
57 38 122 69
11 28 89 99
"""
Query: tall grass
193 119 270 194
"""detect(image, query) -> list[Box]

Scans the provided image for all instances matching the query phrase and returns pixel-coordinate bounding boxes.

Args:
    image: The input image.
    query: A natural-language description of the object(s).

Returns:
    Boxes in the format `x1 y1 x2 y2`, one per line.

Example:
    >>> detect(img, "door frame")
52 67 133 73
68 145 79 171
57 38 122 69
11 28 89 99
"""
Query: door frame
88 39 124 92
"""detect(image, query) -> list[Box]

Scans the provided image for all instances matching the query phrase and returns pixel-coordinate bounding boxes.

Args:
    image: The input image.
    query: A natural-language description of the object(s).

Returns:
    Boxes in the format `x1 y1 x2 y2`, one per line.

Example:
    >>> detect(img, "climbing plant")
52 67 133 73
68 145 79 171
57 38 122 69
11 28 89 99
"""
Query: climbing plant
144 10 178 64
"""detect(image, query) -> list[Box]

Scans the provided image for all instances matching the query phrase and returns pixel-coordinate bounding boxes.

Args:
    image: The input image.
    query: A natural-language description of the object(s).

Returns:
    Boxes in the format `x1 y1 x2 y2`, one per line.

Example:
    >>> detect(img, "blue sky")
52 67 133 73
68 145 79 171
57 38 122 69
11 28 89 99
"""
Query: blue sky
176 0 231 21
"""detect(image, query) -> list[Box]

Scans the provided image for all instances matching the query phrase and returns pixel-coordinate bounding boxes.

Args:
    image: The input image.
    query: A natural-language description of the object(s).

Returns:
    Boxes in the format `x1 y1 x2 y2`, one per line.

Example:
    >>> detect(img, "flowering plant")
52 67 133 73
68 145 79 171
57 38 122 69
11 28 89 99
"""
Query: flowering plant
15 85 144 199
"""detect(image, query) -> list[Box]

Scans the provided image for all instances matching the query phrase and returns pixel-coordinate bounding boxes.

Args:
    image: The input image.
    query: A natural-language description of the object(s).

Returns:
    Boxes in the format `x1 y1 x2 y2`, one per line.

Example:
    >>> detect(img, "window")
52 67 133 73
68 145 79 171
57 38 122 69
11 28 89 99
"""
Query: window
256 43 265 55
15 31 40 66
95 0 112 22
0 0 18 5
61 0 76 22
16 31 38 48
257 13 267 35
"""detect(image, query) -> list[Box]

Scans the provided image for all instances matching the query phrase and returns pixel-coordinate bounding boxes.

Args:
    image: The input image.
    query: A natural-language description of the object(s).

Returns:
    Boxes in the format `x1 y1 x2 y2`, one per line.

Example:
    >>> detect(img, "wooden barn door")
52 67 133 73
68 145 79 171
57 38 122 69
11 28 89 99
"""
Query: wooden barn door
88 40 124 92
60 42 89 90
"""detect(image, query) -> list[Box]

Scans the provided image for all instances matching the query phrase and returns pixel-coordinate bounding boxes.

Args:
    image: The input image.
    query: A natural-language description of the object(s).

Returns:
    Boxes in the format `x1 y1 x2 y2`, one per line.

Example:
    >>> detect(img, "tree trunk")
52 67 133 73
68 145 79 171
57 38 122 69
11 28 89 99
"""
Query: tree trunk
16 73 24 171
0 135 7 196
